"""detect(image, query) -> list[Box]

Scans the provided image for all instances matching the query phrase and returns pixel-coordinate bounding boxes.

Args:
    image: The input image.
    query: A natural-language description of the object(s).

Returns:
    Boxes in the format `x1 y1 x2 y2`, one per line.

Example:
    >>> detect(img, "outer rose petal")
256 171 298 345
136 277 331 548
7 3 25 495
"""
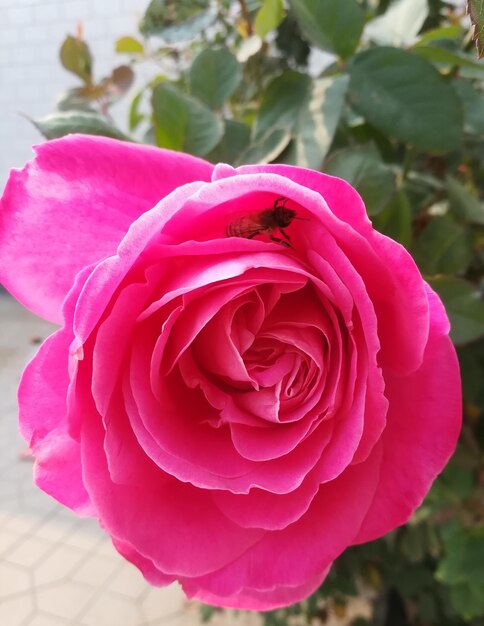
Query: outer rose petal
354 287 461 543
0 135 213 323
183 567 331 611
18 330 94 516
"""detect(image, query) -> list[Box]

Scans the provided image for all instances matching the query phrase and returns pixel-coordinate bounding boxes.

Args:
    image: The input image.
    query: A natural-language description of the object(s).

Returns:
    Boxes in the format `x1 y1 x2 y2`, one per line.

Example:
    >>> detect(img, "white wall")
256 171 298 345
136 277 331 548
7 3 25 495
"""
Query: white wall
0 0 148 189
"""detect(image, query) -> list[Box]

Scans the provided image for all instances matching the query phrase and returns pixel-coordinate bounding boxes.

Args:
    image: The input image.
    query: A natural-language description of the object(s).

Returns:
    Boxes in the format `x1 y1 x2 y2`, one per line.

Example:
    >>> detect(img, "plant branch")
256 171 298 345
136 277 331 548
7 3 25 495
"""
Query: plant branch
238 0 253 36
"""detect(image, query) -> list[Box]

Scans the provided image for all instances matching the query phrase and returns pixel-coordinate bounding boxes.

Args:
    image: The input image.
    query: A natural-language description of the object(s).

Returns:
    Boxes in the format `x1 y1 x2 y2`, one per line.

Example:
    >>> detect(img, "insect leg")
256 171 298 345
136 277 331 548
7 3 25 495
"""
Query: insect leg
274 197 288 209
270 236 292 248
279 228 292 242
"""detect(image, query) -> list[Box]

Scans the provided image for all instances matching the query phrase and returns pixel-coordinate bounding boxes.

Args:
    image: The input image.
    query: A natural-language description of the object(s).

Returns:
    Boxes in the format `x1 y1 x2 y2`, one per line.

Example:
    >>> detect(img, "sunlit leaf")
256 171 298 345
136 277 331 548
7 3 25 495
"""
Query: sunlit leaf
255 0 286 39
364 0 428 47
115 36 145 55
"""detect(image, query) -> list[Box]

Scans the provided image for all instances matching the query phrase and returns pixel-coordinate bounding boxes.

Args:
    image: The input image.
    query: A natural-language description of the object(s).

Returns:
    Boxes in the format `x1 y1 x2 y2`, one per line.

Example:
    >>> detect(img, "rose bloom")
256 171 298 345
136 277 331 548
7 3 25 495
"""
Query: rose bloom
0 135 461 610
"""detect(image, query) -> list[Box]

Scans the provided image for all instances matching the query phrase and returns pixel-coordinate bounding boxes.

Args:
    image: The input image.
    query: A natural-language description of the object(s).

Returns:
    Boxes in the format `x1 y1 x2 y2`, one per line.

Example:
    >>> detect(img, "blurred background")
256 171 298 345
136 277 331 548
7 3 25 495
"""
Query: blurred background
1 1 484 625
0 0 149 188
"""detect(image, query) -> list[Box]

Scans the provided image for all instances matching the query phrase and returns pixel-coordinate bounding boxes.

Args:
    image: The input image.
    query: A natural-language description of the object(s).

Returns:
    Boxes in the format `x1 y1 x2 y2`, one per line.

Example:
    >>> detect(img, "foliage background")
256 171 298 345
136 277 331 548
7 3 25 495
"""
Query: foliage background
33 0 484 624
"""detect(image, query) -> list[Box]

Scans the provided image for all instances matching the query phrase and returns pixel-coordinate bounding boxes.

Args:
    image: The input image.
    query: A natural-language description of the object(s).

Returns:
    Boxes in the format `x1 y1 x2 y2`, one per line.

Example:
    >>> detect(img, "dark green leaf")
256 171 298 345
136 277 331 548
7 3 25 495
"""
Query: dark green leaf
255 0 286 39
447 175 484 226
413 215 472 275
399 526 426 563
437 523 484 618
239 128 291 165
372 189 412 248
427 276 484 344
140 0 216 42
115 36 145 55
452 78 484 135
288 0 364 59
255 71 310 139
189 48 242 109
59 35 93 84
30 111 130 141
324 144 396 215
349 47 463 153
208 120 250 165
275 15 310 66
468 0 484 59
364 0 428 47
152 83 223 156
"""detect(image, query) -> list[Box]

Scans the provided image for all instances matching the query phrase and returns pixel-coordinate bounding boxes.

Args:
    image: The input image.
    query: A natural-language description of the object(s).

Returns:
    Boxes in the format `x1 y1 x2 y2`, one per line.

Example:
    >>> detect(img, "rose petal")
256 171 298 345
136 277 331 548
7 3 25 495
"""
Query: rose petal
0 135 213 323
354 287 461 542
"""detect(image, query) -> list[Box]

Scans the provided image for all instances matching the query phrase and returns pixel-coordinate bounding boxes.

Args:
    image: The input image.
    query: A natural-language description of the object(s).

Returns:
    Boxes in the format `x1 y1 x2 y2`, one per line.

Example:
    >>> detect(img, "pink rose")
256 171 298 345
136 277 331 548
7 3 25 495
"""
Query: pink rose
0 135 461 610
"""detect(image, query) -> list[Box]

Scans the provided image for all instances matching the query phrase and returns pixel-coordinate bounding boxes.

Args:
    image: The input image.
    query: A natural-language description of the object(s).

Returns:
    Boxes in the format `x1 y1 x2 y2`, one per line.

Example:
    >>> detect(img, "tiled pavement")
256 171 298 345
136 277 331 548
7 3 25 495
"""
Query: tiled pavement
0 293 370 626
0 293 218 626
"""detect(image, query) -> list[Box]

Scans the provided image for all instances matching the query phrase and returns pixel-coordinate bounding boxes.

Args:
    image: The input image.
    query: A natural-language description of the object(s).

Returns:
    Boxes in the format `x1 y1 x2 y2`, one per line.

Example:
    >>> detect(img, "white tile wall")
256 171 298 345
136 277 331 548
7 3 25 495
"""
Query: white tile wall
0 0 147 190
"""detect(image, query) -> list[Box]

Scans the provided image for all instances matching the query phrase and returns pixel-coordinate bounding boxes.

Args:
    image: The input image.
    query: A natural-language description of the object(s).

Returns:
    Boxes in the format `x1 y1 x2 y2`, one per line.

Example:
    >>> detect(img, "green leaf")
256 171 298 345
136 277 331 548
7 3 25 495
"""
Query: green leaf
447 175 484 226
55 88 95 113
239 128 291 165
59 35 93 84
412 45 484 72
372 189 412 248
208 120 250 165
452 78 484 135
291 75 349 169
468 0 484 59
255 71 310 139
324 144 396 216
129 90 145 132
288 0 364 59
152 83 223 156
255 72 348 168
115 36 145 55
399 526 426 563
140 0 216 42
364 0 429 47
415 25 462 46
427 276 484 344
30 111 130 141
436 524 484 619
412 215 472 275
189 48 242 110
255 0 286 39
349 47 463 154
